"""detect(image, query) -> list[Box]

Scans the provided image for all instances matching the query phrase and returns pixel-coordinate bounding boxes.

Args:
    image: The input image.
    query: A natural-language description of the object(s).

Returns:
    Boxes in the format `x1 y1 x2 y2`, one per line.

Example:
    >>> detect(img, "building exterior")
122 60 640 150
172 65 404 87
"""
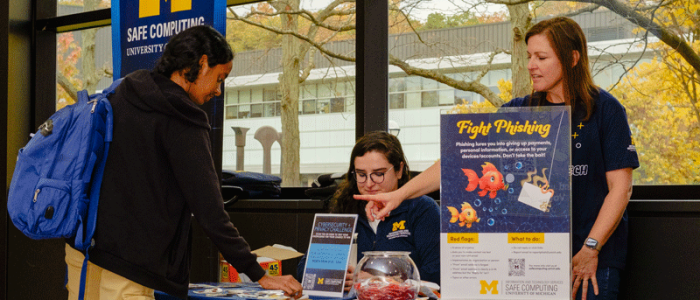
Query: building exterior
55 7 650 185
220 9 650 184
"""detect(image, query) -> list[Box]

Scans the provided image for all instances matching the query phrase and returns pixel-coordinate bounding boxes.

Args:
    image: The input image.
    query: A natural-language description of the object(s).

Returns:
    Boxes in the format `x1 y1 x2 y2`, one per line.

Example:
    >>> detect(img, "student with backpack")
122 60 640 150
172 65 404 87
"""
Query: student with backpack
64 25 303 299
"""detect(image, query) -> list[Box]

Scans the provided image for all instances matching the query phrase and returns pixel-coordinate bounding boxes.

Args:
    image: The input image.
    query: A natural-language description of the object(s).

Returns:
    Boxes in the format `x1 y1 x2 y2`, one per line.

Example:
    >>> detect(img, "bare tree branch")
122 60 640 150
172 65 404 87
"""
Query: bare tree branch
299 47 316 82
566 0 700 75
299 0 355 54
590 35 651 92
389 53 506 106
661 49 700 123
228 12 356 62
313 0 355 21
559 4 600 17
230 8 511 106
57 72 78 102
236 0 356 32
485 0 530 5
100 61 114 79
229 0 354 80
389 2 426 44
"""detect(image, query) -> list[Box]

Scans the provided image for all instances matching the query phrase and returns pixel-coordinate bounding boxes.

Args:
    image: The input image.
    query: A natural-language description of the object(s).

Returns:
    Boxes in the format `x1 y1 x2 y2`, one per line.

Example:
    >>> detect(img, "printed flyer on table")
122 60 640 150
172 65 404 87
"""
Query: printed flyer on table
440 107 571 299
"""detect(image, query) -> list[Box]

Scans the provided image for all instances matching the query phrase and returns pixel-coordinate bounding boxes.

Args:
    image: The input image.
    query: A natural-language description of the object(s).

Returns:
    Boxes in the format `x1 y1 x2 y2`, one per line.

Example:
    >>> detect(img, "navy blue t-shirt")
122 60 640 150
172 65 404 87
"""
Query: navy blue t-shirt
502 89 639 270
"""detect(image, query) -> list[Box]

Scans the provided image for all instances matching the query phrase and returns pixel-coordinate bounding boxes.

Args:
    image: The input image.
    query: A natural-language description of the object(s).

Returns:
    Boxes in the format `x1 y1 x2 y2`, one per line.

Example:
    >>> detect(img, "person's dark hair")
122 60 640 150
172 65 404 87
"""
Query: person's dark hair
526 16 598 121
154 25 234 83
329 131 411 215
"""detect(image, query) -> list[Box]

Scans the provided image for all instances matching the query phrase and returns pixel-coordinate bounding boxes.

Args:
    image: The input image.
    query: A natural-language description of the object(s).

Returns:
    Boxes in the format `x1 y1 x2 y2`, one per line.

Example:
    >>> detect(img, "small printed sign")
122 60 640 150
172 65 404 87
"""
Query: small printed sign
301 214 358 298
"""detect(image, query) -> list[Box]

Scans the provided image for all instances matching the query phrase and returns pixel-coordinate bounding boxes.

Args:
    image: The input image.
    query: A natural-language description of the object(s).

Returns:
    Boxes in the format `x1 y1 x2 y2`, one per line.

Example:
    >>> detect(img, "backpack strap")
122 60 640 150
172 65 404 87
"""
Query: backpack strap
78 249 90 300
102 78 121 143
104 78 123 95
80 137 110 251
77 78 121 299
76 78 120 250
77 90 89 104
81 104 114 251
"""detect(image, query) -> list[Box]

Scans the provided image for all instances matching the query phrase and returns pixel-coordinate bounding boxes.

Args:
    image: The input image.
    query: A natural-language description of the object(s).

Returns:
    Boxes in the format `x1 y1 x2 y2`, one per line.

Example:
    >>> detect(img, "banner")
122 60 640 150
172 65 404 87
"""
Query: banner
112 0 227 78
302 214 358 298
440 107 571 299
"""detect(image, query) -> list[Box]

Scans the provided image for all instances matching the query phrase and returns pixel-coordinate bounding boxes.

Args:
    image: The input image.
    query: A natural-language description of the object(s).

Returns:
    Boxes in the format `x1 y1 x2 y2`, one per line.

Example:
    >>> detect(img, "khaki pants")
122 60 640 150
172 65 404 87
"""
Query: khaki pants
65 244 155 300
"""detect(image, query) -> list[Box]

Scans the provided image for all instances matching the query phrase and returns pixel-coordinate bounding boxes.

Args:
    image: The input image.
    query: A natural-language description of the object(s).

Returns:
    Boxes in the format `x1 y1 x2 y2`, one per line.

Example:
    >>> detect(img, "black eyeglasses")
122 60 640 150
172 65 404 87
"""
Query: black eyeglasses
352 166 394 184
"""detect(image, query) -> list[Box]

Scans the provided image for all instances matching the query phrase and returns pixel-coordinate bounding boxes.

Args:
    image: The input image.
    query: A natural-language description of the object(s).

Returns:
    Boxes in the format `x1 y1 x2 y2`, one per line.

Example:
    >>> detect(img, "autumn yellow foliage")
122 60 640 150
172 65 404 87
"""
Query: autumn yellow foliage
455 58 700 185
610 44 700 184
56 33 84 110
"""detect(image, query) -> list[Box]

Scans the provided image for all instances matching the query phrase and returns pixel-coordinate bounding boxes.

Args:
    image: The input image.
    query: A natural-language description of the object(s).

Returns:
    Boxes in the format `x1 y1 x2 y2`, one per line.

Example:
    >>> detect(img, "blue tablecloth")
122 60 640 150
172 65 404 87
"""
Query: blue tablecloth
154 282 352 300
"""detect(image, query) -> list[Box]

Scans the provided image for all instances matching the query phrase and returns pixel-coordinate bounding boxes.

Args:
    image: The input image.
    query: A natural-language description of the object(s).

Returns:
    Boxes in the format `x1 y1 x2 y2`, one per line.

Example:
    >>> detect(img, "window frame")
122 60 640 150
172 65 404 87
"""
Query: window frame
33 1 699 200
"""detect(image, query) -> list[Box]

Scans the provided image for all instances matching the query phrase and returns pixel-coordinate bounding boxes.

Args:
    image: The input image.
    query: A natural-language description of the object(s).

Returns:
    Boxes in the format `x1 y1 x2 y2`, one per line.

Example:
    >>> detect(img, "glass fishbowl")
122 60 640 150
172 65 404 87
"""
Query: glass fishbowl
353 251 420 300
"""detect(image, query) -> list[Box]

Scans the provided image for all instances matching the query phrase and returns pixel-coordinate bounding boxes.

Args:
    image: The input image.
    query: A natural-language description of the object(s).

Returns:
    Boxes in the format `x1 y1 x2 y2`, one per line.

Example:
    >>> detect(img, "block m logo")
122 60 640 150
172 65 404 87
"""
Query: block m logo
392 220 406 231
479 280 499 294
317 278 324 285
139 0 192 18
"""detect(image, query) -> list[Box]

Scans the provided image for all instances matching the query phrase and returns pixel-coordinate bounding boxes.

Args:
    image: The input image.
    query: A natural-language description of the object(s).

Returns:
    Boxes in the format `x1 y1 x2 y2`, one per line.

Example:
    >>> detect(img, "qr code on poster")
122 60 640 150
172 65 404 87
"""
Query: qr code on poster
509 258 525 276
303 273 316 289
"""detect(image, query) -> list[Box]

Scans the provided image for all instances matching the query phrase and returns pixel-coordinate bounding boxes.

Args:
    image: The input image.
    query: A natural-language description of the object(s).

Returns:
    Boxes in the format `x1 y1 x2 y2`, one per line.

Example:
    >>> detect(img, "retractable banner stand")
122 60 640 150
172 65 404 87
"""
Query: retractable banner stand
440 107 572 300
111 0 227 79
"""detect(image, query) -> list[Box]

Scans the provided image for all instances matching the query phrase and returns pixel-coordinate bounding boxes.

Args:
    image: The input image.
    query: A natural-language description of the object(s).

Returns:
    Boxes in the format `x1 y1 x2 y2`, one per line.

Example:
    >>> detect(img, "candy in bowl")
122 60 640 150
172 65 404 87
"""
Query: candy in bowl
352 251 420 300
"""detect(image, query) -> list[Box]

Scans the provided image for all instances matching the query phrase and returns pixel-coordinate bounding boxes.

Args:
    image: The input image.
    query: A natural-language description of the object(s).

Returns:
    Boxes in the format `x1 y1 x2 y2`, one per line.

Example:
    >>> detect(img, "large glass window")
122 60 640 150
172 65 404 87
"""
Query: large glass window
58 0 111 17
225 2 356 186
50 1 700 188
389 93 405 109
56 26 113 110
385 3 698 185
330 98 345 113
56 5 369 196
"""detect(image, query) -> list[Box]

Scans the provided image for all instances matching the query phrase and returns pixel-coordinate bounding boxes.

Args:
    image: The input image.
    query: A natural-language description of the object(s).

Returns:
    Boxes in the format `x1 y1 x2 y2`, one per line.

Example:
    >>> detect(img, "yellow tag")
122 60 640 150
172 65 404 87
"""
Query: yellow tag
447 233 479 243
507 233 545 243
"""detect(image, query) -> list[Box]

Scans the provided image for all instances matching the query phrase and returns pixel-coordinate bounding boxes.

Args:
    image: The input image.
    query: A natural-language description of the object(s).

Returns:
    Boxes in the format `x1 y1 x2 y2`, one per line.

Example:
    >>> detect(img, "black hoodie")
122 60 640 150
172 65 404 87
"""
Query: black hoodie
90 70 265 298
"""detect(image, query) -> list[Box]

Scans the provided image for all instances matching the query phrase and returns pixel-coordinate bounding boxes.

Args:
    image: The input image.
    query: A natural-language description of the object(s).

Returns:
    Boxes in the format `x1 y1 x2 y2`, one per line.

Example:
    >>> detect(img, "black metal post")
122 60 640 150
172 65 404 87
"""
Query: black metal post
355 0 388 139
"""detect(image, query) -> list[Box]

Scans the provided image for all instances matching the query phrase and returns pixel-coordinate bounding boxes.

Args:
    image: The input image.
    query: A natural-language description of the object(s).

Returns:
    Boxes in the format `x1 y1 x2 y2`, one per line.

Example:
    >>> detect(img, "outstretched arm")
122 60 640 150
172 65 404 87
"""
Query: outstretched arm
354 160 441 221
258 274 304 299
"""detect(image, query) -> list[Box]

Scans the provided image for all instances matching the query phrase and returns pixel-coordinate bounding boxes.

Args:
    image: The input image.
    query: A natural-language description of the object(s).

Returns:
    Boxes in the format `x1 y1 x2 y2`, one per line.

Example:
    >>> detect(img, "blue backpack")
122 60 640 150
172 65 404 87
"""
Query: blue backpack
7 78 121 298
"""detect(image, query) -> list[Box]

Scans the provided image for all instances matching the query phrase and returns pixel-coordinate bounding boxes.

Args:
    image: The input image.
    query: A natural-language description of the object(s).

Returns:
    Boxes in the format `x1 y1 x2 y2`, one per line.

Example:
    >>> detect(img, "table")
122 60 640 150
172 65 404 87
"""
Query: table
154 282 353 300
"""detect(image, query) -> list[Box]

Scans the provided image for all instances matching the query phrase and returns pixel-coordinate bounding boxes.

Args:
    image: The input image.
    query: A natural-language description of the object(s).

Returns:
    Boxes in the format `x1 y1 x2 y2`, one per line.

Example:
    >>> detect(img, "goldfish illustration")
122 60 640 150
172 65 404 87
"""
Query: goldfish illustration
462 162 508 199
447 202 480 228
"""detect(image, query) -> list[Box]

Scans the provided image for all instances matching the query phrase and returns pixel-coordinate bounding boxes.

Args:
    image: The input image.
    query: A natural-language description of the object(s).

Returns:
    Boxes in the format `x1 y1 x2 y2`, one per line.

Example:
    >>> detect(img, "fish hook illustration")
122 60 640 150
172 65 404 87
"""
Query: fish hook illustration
521 168 555 197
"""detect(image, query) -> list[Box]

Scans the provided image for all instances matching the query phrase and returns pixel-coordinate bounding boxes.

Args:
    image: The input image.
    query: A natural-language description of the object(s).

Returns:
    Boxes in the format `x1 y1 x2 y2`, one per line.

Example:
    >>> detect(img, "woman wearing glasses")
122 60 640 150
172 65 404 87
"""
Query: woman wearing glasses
297 131 440 289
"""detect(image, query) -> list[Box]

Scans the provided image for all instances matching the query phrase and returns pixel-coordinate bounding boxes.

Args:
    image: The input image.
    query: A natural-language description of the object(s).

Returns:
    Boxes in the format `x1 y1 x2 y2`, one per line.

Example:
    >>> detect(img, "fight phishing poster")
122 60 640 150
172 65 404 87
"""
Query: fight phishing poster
302 214 358 298
440 107 571 299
